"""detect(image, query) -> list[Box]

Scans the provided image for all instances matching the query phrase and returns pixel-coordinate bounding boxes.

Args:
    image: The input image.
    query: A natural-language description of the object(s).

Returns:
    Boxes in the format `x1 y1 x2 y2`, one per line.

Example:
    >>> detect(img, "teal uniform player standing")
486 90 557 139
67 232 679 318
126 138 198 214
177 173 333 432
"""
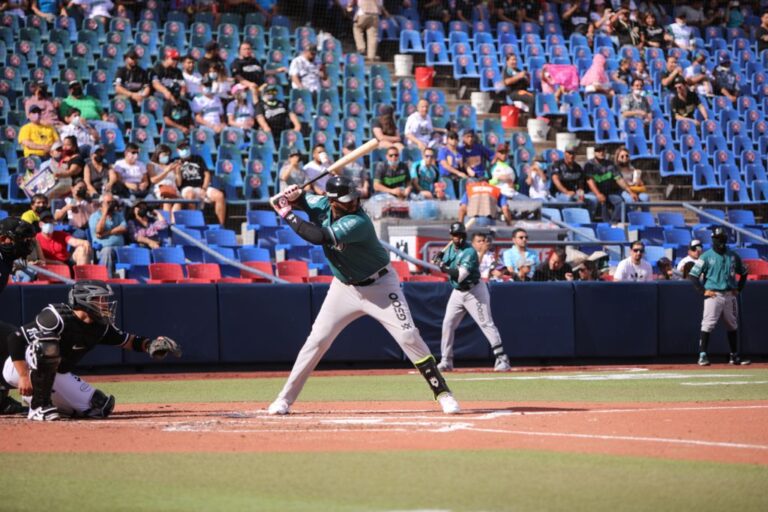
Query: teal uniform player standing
267 176 461 415
688 226 750 366
433 222 511 372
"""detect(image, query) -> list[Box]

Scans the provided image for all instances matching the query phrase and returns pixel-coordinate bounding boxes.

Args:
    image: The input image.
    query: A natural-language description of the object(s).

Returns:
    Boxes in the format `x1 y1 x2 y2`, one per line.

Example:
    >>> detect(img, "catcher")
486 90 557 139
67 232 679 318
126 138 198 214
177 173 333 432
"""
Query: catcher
1 280 181 421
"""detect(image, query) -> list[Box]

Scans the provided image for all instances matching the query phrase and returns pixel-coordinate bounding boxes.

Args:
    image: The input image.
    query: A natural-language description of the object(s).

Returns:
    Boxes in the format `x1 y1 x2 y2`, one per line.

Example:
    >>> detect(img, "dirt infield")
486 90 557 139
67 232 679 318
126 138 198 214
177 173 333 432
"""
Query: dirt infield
2 400 767 465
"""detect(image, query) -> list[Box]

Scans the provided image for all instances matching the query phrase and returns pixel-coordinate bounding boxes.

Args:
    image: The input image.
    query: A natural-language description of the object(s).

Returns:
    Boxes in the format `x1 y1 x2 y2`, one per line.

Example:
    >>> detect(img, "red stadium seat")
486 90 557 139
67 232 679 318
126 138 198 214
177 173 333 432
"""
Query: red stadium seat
216 277 253 284
36 264 72 282
106 278 140 284
186 263 221 282
390 260 411 281
407 275 447 282
279 275 306 283
148 263 185 283
276 260 309 278
73 264 110 281
240 261 274 282
304 275 334 283
744 258 768 278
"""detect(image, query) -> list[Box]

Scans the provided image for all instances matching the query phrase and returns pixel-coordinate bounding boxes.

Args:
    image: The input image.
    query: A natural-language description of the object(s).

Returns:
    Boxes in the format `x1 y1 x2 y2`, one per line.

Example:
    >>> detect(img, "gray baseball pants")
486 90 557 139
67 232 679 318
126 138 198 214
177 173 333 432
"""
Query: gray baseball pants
440 281 503 361
701 292 739 332
275 266 433 405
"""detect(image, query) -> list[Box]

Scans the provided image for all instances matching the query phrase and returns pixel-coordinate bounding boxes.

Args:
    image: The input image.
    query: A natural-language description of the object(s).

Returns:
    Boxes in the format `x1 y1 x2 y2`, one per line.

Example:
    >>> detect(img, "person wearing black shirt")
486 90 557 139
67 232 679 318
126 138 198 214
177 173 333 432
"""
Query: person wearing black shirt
585 145 636 222
503 53 534 113
198 40 225 77
759 13 768 53
113 48 151 108
231 41 265 93
533 248 574 282
163 96 194 135
175 141 227 225
255 84 302 146
671 77 708 126
641 12 666 48
549 143 597 214
151 48 185 104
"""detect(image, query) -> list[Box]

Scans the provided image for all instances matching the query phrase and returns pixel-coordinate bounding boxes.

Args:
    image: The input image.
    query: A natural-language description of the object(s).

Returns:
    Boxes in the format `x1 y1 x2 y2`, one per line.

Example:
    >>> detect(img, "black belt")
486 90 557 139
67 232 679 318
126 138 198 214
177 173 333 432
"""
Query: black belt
350 268 388 287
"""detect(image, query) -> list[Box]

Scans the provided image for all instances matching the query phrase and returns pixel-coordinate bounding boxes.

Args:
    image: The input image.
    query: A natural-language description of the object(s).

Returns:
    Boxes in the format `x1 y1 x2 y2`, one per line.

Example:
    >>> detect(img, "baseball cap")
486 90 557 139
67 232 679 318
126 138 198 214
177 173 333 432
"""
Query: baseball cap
51 141 63 151
289 148 302 157
461 128 475 137
565 141 580 153
689 239 703 250
263 83 279 93
593 144 607 152
204 40 219 51
165 48 180 60
673 76 687 86
38 211 54 222
68 80 81 88
496 142 509 153
28 105 42 114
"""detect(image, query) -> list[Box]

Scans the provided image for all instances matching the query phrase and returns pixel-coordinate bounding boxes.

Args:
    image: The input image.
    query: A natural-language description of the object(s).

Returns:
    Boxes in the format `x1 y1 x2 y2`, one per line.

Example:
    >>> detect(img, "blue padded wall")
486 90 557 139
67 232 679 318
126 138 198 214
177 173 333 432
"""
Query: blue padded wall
656 282 727 356
0 285 22 326
740 282 768 356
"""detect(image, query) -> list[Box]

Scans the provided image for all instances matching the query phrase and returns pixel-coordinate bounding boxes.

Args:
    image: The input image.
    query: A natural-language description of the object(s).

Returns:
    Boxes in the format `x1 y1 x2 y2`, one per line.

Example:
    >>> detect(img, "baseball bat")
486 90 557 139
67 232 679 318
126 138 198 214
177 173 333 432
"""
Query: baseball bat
270 138 380 201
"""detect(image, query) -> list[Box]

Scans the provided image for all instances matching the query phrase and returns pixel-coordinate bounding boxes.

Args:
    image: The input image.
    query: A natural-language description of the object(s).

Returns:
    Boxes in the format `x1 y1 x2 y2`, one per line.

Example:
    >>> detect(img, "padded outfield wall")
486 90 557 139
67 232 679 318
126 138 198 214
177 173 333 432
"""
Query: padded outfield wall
1 282 766 367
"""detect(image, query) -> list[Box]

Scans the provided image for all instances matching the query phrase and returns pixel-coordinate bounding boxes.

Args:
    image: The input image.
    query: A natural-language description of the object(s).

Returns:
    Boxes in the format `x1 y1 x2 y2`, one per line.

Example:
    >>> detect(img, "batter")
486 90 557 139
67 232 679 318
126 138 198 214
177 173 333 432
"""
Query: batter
433 222 511 372
267 176 461 415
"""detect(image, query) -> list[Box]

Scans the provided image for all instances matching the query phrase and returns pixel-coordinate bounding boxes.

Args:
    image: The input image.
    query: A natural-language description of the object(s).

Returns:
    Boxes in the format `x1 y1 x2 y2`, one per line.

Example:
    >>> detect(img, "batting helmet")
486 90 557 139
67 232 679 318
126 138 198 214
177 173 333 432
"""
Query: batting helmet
449 222 467 237
68 280 117 325
711 225 728 240
0 217 36 261
325 175 357 203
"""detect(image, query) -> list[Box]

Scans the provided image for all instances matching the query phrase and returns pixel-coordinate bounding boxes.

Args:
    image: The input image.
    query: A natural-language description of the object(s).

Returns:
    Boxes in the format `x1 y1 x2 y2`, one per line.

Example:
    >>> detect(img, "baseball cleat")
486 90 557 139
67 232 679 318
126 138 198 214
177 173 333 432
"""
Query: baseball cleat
729 353 751 365
698 353 710 366
438 393 461 414
437 359 453 372
0 395 28 415
494 355 512 372
28 405 60 421
268 398 290 415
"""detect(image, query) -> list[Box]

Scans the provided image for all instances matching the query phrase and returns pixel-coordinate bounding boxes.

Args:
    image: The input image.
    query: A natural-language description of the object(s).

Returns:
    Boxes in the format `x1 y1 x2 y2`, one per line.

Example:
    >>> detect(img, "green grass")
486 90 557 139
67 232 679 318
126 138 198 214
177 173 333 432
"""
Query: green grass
0 451 766 512
62 368 768 405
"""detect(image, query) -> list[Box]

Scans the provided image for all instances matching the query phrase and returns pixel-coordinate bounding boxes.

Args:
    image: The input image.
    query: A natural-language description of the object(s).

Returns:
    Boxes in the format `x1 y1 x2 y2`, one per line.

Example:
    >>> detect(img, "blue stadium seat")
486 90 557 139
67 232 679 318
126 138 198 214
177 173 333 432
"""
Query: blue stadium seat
152 246 186 264
659 150 686 178
563 207 592 226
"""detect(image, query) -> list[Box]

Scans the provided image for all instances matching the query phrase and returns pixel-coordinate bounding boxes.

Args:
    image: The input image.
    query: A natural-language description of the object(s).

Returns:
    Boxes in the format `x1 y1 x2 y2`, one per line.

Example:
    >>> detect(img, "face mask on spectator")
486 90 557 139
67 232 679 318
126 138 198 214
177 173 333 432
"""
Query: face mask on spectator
202 87 212 96
159 154 170 164
208 72 218 80
178 148 191 159
41 223 54 235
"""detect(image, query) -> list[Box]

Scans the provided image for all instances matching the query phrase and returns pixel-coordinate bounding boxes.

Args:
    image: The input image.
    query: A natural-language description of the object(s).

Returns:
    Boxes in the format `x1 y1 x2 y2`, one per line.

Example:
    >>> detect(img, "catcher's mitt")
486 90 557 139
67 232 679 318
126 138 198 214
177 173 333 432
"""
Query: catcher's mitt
147 336 182 360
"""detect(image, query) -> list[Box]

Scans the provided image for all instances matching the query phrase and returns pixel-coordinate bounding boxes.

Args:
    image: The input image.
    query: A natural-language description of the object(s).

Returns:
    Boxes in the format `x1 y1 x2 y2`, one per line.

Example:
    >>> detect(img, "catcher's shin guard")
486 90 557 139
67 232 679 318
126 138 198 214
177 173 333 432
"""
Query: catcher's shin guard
415 355 451 399
26 339 61 409
85 389 115 418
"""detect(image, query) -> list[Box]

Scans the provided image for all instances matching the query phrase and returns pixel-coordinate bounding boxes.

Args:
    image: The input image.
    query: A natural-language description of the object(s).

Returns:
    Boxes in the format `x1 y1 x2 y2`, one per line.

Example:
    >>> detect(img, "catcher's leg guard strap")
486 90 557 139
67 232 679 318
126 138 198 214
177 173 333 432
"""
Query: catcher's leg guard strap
27 341 61 409
415 355 451 399
85 389 115 418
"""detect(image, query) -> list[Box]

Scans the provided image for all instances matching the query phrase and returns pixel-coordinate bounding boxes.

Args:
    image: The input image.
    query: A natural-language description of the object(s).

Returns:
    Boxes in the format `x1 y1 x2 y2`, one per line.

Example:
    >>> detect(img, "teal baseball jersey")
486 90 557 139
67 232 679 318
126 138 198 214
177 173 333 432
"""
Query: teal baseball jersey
689 249 747 291
442 241 481 290
303 194 390 284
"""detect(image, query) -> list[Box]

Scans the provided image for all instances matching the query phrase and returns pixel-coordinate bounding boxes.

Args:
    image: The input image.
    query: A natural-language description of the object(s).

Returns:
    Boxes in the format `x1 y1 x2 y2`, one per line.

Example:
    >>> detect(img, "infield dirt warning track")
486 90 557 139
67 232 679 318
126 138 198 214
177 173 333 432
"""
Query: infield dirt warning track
2 400 767 465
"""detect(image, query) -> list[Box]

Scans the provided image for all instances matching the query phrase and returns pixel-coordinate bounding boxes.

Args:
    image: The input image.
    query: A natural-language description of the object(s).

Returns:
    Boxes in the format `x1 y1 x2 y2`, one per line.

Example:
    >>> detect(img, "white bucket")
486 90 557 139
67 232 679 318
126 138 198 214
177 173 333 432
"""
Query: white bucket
556 132 577 152
527 118 550 143
394 54 413 77
470 92 492 114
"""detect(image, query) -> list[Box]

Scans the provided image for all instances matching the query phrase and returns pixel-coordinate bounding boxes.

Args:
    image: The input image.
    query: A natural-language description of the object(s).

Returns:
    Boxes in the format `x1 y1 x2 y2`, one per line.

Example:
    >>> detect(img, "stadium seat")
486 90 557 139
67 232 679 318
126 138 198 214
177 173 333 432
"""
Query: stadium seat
73 265 109 281
276 260 309 278
148 262 186 283
35 264 72 283
562 208 591 226
152 246 186 264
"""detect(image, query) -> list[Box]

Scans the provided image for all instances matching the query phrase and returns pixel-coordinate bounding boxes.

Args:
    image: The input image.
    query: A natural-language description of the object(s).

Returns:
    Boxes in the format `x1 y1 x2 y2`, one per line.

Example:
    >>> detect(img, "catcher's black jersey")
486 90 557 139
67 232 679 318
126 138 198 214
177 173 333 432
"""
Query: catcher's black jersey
9 303 144 374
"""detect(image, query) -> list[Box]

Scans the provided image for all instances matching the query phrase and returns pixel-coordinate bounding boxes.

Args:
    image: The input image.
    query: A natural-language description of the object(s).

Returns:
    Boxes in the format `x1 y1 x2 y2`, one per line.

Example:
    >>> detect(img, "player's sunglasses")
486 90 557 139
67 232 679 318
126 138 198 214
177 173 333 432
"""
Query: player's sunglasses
632 248 644 253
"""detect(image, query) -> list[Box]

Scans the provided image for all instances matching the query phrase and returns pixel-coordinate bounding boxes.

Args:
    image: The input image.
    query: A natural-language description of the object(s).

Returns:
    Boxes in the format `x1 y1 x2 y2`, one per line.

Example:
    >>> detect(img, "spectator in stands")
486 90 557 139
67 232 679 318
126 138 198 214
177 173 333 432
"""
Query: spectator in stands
176 141 227 225
255 84 302 146
524 160 552 201
20 194 49 227
30 0 60 22
162 90 194 136
71 0 114 19
58 108 100 157
580 54 614 98
303 144 332 195
632 60 652 88
667 14 694 50
226 84 255 130
18 105 59 159
503 53 534 114
458 179 513 227
88 192 126 274
613 240 653 281
191 78 226 135
612 8 641 47
152 48 186 105
352 0 389 61
533 248 574 282
231 42 265 98
147 144 182 217
459 129 495 180
373 147 412 200
409 146 440 199
725 1 745 28
127 201 168 250
339 142 371 200
112 142 150 199
289 46 326 96
489 148 527 200
209 62 235 103
371 104 405 151
572 259 595 281
620 78 653 124
614 146 649 206
671 76 708 126
181 54 202 97
639 2 669 29
60 81 114 132
510 259 533 282
503 228 538 276
404 99 440 151
585 144 636 222
36 210 92 268
47 136 86 198
684 53 714 96
549 142 596 213
640 11 666 49
562 1 594 42
704 0 726 27
676 239 703 273
712 54 740 105
24 81 59 127
661 56 685 92
438 131 468 197
472 232 501 280
656 256 677 280
198 41 225 77
611 58 633 89
53 179 97 240
279 149 307 191
759 12 768 53
83 144 113 196
676 0 707 29
114 48 152 109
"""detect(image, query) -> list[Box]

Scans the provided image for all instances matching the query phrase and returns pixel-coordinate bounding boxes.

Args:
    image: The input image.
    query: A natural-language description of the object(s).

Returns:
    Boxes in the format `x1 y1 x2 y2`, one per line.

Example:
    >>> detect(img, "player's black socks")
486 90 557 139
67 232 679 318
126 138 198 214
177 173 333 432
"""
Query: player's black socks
30 369 56 409
727 330 739 354
699 331 710 354
415 356 451 399
491 344 506 358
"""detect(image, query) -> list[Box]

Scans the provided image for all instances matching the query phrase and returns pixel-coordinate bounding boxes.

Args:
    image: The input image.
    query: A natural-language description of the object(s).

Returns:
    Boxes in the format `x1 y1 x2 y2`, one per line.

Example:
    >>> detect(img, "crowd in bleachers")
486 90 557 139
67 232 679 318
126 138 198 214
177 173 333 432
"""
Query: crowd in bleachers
0 1 767 285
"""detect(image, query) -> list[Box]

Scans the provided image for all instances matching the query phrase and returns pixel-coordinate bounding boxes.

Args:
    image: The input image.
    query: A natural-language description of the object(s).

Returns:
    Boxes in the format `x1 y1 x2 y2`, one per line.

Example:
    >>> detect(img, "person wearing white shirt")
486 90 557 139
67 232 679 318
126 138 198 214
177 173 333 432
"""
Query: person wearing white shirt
191 79 225 134
668 15 694 50
289 47 326 93
613 241 654 281
182 55 203 97
404 99 436 151
303 144 332 194
72 0 114 19
676 239 703 273
683 53 713 96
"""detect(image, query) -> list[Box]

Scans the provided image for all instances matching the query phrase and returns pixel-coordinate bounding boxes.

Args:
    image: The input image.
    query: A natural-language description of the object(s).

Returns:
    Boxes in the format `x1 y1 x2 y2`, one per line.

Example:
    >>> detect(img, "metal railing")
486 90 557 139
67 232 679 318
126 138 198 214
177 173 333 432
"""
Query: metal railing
682 203 768 246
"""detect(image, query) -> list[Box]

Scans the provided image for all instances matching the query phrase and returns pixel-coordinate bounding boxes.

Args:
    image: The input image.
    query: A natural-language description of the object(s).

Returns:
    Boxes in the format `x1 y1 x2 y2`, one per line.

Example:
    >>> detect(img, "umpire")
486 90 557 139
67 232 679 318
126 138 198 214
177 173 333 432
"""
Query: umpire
433 222 511 372
0 217 36 415
688 226 750 366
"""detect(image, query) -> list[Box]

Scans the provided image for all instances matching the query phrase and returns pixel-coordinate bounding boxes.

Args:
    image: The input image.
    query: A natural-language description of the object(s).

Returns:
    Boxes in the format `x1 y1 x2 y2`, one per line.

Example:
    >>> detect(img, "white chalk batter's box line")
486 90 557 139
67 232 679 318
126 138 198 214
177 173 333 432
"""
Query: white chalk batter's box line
451 372 766 382
104 405 768 451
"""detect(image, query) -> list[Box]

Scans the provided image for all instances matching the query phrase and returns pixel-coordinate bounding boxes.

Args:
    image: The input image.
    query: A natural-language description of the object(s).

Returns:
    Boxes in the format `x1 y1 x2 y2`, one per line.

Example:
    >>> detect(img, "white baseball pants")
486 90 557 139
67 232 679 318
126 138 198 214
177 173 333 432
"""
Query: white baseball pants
701 292 739 332
440 281 503 361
